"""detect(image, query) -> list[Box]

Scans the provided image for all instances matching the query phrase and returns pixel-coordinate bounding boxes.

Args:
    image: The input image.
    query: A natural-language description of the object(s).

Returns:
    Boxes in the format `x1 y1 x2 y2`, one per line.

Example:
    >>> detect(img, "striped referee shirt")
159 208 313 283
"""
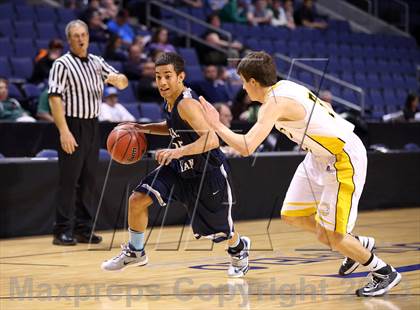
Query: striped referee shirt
48 52 118 119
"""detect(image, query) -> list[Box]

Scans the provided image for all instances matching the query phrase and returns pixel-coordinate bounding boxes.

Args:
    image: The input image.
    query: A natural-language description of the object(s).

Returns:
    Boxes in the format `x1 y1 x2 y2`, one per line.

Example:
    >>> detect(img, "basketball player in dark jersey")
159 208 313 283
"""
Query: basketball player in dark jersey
101 52 250 277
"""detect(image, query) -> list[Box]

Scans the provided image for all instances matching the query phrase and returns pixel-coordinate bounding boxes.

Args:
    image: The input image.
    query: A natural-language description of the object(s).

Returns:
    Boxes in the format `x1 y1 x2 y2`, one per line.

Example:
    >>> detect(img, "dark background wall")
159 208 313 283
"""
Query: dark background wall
1 152 419 238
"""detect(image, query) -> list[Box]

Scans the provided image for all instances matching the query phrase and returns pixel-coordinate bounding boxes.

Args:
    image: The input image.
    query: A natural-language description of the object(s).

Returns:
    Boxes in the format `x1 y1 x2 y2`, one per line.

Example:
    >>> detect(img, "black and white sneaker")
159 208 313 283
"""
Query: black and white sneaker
339 236 375 276
356 266 402 297
228 236 251 278
101 243 148 271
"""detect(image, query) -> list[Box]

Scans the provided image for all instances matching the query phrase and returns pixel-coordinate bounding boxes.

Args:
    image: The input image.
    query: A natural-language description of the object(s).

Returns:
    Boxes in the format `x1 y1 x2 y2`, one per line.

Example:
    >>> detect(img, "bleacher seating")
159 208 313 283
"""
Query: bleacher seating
0 0 418 121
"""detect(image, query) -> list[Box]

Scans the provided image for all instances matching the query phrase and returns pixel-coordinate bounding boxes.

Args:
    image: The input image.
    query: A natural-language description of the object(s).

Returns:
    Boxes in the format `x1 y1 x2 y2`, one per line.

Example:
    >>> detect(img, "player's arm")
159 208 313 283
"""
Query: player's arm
155 98 219 165
117 121 170 136
199 96 288 156
49 95 78 154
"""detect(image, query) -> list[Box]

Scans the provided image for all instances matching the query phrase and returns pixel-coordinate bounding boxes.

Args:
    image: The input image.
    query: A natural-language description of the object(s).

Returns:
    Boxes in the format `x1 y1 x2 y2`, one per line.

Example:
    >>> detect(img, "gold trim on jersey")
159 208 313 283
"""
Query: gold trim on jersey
281 207 317 217
309 135 355 234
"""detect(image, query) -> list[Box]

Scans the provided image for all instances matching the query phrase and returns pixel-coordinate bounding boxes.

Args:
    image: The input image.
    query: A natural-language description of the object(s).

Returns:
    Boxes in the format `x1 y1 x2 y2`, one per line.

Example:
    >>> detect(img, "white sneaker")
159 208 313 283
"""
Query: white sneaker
101 243 148 271
228 236 251 278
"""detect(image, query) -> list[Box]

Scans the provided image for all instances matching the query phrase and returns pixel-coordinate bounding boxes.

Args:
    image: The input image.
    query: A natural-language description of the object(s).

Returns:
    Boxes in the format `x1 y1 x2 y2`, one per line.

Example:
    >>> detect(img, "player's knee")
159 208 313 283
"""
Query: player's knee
316 227 344 248
129 192 151 211
281 215 298 226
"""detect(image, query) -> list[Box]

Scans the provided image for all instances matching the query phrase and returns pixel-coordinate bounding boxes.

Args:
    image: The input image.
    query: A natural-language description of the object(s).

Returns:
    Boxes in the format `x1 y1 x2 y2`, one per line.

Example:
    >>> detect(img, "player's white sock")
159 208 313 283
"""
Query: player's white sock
129 228 144 251
363 253 387 272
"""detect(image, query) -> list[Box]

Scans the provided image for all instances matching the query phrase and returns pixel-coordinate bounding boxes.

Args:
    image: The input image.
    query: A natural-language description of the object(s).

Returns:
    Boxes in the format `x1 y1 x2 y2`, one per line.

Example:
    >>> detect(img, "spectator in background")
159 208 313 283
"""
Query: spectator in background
271 0 295 29
99 87 136 122
247 0 273 26
88 10 109 42
283 0 296 29
200 13 243 65
403 93 419 121
104 34 128 61
30 39 64 85
214 103 241 156
294 0 327 29
319 90 333 107
180 0 204 7
219 0 249 24
0 78 35 122
193 65 231 103
208 0 228 11
123 44 147 80
147 27 176 54
137 61 162 103
107 9 135 45
101 0 118 21
79 0 102 23
36 89 54 122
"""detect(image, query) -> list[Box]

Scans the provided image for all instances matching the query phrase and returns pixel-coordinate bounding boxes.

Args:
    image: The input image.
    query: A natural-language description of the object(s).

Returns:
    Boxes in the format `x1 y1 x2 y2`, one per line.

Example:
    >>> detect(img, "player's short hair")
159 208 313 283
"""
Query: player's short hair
237 51 277 87
155 52 185 75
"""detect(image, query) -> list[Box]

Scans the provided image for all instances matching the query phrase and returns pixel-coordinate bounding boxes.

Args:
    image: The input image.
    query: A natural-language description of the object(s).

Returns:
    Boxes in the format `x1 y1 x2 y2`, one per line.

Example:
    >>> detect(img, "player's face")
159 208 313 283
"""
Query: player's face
240 74 259 101
155 64 185 100
68 24 89 57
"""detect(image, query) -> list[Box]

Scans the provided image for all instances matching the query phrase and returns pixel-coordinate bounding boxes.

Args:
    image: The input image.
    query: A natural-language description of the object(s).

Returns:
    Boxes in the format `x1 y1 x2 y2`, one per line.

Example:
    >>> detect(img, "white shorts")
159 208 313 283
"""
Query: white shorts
281 134 367 234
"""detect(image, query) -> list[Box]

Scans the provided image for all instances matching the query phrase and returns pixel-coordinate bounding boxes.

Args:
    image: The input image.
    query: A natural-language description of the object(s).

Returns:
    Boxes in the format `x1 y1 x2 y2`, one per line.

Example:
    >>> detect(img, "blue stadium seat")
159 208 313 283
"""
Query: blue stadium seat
366 73 381 88
352 58 365 73
118 83 136 103
36 149 58 158
37 22 59 39
368 89 384 106
178 48 200 66
13 38 36 58
338 45 352 58
14 21 34 39
260 39 274 54
405 76 418 90
380 74 393 89
36 6 57 22
89 42 103 56
123 103 140 120
15 5 35 20
299 72 314 86
392 74 406 89
10 57 33 80
35 39 49 49
354 72 368 87
185 66 203 84
56 8 77 24
383 89 397 106
56 23 67 39
0 57 12 76
107 60 123 72
0 19 14 37
8 83 24 101
340 72 354 84
0 39 13 57
22 83 41 100
0 3 14 20
139 102 162 121
342 89 358 103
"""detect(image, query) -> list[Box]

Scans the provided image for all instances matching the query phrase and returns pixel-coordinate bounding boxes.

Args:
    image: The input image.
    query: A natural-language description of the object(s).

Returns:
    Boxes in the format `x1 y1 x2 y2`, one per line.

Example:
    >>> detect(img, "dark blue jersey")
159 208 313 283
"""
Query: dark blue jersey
164 87 226 178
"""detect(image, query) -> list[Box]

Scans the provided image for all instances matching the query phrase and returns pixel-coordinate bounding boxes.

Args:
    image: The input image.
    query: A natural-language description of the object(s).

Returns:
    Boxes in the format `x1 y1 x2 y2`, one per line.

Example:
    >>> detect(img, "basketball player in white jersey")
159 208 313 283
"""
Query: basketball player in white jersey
199 51 401 297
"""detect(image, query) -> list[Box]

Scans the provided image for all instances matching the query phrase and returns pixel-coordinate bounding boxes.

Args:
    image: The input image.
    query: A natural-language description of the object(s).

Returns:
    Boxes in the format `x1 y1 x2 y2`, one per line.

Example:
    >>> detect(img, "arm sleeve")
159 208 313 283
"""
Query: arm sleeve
98 56 118 81
48 61 67 97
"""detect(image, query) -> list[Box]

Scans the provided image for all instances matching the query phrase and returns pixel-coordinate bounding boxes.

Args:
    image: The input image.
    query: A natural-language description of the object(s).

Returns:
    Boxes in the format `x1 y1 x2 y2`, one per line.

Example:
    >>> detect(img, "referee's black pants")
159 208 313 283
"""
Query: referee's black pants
53 117 100 235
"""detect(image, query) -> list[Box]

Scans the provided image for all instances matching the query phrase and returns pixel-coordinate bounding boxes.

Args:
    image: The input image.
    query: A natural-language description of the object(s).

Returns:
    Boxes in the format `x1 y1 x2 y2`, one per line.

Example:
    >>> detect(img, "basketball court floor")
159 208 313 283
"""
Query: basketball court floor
1 208 419 309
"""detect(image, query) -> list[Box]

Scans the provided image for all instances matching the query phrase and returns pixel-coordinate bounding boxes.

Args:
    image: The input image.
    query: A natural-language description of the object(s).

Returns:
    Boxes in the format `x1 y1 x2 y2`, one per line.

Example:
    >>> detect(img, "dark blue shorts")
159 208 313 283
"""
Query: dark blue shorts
134 163 234 242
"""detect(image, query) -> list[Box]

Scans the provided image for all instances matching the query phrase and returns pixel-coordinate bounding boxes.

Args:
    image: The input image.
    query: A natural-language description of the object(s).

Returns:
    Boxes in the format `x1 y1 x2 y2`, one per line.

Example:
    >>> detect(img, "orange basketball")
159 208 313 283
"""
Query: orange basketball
106 124 147 164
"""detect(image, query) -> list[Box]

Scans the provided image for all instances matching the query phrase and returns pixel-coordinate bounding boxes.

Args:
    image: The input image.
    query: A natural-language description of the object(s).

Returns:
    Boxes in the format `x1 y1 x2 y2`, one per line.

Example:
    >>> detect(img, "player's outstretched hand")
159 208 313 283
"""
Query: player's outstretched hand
155 148 183 166
198 96 221 129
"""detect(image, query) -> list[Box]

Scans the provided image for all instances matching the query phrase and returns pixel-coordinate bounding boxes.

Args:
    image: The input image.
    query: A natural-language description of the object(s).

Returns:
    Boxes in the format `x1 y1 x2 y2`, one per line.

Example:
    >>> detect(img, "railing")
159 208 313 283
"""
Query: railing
274 53 365 115
146 0 232 54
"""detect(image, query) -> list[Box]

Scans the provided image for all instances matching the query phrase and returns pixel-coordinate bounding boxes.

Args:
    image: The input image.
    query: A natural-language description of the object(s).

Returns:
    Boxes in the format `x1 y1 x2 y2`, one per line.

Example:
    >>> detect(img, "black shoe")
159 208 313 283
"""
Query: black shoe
356 265 402 297
339 236 375 276
74 231 102 244
53 232 77 246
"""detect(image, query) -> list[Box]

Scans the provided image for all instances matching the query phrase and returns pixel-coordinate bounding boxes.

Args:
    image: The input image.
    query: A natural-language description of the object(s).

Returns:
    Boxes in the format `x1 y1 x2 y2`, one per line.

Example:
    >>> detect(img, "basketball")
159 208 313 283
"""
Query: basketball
106 124 147 164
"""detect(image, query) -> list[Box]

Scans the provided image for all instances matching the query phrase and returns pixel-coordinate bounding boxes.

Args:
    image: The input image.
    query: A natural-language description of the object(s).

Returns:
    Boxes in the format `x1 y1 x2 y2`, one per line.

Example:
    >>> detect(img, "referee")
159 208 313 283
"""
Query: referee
48 20 128 245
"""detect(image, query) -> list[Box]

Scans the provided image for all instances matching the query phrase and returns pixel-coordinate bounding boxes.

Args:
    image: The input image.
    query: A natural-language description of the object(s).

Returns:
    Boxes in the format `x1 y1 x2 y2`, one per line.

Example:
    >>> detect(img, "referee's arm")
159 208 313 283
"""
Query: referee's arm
105 72 128 90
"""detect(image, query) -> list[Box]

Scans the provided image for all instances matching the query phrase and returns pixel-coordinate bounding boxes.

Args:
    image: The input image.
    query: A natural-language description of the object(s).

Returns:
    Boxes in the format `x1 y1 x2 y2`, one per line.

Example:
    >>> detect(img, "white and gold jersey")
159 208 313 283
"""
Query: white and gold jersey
269 80 356 158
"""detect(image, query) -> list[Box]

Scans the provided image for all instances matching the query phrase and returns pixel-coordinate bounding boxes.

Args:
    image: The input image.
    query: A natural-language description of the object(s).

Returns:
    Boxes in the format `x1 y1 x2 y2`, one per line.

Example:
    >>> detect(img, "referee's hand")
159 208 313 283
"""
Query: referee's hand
60 130 79 154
